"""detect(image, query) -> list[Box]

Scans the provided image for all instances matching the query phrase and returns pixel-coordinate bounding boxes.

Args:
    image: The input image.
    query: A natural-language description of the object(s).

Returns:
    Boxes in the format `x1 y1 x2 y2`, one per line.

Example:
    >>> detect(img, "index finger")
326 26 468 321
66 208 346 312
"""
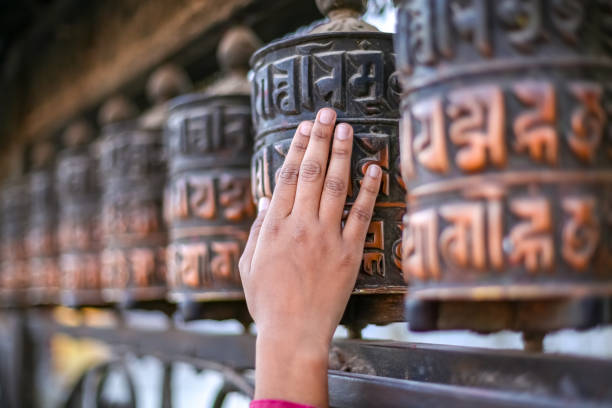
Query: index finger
267 121 313 216
343 165 382 245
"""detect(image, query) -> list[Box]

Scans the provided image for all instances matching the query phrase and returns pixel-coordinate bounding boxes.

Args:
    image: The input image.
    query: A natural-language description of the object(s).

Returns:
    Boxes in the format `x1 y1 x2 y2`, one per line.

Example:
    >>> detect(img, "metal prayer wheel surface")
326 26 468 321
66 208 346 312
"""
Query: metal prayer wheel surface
26 141 60 305
99 70 190 306
250 0 405 296
56 120 104 307
0 177 30 307
396 0 612 331
165 27 258 312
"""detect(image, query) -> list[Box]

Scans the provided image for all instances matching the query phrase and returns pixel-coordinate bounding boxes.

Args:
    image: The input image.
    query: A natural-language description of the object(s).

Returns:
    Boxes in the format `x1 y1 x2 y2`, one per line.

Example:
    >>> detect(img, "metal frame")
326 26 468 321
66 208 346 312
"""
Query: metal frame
0 310 604 408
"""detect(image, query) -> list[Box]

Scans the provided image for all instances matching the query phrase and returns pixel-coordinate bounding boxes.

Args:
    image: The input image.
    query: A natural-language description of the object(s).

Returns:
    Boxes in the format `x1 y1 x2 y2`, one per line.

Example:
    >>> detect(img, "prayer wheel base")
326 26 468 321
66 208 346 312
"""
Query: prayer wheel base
177 299 251 325
61 290 109 309
341 294 406 327
119 298 176 316
103 287 169 307
405 297 612 333
27 288 59 307
174 294 408 327
0 289 29 308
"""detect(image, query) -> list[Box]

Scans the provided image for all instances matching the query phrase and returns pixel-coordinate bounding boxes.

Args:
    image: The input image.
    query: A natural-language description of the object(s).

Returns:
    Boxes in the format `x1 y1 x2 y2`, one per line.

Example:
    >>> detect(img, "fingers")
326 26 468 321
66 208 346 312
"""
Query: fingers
342 165 382 244
239 197 270 279
268 121 313 216
318 123 353 226
292 108 337 217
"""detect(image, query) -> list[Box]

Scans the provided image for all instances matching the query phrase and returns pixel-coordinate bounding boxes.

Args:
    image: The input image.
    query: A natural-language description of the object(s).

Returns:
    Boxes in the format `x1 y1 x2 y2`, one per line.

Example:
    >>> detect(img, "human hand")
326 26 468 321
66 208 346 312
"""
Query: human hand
239 108 382 407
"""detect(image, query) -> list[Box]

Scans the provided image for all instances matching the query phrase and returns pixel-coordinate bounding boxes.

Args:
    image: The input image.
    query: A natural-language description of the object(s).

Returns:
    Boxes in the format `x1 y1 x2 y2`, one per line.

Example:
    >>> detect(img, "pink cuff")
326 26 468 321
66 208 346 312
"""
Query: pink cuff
250 400 315 408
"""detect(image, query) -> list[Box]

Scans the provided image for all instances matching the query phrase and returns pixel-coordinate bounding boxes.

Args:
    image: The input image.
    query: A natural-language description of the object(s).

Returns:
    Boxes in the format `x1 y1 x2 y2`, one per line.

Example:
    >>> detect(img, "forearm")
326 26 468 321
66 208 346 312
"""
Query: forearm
255 334 329 408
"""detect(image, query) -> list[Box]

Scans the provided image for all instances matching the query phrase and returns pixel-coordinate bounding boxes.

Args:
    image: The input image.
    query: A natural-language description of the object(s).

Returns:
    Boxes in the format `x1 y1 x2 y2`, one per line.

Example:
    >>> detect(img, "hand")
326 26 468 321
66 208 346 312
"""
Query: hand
239 108 382 407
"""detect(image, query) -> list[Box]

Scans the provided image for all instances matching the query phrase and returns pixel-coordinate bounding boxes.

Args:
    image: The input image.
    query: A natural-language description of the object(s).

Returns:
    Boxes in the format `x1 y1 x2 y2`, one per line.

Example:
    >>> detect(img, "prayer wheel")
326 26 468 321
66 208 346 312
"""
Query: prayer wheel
99 67 191 307
250 0 405 321
396 0 612 332
0 176 29 307
56 120 105 307
165 27 259 320
27 141 60 305
99 95 146 304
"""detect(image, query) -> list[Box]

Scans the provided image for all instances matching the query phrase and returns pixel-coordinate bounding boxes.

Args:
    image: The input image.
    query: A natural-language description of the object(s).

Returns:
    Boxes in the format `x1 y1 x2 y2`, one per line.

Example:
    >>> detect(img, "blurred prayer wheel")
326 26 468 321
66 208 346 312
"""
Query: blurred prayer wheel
165 27 258 320
99 67 191 307
396 0 612 332
27 141 60 305
250 0 405 320
0 176 30 307
56 120 105 307
101 65 190 306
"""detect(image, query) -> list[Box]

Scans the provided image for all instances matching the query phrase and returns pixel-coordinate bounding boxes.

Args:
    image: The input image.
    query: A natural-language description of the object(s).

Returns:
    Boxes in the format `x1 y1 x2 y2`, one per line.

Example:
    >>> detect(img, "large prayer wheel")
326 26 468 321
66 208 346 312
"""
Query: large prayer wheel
396 0 612 332
56 120 105 307
250 0 405 318
165 27 258 320
27 141 60 305
0 176 29 307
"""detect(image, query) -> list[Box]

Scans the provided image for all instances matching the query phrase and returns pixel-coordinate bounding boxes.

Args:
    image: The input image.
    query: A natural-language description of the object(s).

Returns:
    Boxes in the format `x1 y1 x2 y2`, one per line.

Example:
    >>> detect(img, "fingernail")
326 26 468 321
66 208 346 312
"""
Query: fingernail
318 108 336 125
336 123 351 140
367 164 381 177
299 121 313 136
258 197 270 212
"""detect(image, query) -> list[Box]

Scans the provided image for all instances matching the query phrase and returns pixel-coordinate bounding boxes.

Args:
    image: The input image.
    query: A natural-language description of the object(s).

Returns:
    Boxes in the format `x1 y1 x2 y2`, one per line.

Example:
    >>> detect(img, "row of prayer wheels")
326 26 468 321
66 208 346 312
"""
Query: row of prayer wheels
0 0 610 334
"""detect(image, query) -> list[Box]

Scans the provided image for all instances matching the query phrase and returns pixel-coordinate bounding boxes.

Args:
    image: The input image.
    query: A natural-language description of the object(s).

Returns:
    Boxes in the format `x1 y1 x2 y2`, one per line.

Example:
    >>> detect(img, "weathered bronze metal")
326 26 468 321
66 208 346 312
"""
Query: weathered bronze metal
250 0 405 300
100 68 191 306
0 176 30 307
26 141 60 305
56 120 105 307
396 0 612 331
165 27 259 313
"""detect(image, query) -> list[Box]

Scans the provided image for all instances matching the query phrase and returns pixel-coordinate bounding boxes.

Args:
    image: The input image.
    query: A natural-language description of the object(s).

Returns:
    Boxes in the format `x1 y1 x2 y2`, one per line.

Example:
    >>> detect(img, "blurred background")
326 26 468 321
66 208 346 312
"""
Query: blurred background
0 1 611 407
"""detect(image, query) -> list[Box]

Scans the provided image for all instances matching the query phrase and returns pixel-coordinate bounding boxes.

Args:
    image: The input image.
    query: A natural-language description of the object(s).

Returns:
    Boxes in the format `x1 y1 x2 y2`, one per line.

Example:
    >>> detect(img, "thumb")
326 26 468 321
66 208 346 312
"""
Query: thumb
239 197 270 280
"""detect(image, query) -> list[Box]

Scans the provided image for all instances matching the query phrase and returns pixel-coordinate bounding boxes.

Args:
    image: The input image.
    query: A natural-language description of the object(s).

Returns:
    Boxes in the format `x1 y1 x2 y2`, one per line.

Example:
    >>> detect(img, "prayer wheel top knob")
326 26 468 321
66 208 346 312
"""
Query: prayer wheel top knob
316 0 367 16
206 26 261 95
312 0 376 33
98 95 139 125
31 141 54 169
218 26 261 72
147 64 192 105
62 120 94 148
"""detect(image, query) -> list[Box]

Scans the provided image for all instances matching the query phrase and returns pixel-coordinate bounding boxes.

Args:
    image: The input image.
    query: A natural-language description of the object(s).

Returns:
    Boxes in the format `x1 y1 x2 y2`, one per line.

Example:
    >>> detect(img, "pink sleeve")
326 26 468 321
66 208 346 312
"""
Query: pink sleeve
250 400 315 408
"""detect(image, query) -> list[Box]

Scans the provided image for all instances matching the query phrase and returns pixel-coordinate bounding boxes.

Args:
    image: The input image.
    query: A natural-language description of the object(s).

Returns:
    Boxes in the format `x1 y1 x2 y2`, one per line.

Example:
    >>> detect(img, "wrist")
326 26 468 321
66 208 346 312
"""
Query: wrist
256 330 330 363
255 333 330 407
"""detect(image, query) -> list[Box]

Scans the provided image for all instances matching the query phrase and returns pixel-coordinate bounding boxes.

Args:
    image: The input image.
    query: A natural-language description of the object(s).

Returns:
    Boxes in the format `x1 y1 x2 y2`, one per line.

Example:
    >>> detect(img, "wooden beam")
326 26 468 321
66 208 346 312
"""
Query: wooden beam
16 0 251 141
1 0 319 154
